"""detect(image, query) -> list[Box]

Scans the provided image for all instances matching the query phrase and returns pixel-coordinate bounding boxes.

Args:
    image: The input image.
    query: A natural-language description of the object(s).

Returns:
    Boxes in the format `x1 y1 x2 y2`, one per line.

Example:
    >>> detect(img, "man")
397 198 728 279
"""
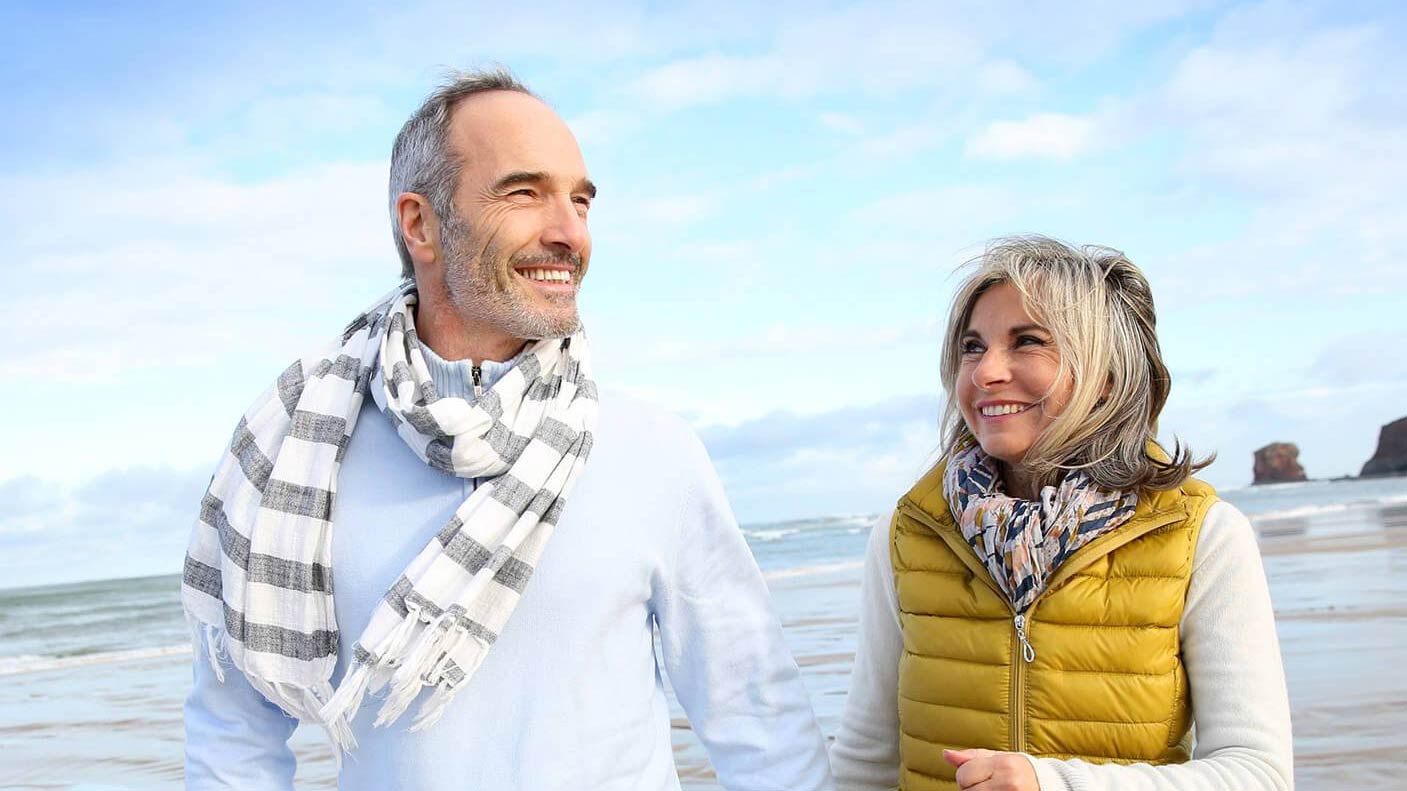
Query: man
182 69 833 791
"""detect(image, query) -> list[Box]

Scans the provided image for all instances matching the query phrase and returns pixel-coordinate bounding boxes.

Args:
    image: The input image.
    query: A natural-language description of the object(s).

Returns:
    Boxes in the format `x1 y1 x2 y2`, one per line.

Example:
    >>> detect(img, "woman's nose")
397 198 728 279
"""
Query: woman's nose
972 349 1012 389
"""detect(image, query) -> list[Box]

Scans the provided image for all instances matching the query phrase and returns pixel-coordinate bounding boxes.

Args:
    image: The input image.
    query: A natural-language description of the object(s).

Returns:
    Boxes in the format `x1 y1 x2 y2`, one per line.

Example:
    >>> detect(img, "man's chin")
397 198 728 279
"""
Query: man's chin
517 311 581 341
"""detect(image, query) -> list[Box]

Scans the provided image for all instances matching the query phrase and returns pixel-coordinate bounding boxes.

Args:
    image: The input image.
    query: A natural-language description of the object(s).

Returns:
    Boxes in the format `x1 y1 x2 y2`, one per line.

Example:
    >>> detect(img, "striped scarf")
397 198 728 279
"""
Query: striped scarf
181 281 597 751
943 444 1137 613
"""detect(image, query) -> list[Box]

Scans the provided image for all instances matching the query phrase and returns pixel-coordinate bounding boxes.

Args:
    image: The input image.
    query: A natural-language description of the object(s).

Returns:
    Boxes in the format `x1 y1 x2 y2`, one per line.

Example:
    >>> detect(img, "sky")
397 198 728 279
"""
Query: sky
2 0 1405 588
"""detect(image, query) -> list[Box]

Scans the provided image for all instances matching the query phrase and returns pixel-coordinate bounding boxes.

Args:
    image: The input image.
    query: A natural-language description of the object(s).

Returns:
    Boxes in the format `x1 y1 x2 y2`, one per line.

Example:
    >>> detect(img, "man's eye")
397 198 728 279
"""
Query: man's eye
573 196 592 208
509 188 536 198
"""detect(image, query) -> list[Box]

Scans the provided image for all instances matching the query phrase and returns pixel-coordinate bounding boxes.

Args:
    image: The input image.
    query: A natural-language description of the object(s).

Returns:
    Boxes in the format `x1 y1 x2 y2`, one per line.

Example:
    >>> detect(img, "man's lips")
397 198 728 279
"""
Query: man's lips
513 265 576 286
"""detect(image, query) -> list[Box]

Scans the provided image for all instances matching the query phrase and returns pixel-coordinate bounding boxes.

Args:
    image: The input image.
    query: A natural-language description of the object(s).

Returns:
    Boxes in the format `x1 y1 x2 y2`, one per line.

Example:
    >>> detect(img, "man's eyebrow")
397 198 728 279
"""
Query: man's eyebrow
491 171 598 199
492 171 548 192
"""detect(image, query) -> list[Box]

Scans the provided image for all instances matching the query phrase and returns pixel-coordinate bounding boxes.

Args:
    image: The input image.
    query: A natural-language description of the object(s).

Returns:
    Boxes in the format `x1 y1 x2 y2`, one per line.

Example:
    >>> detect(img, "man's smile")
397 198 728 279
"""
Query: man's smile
514 265 576 290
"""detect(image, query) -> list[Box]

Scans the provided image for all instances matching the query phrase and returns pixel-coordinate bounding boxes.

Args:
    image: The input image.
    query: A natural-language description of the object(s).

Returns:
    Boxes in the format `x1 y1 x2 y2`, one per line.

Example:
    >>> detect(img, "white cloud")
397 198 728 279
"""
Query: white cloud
635 194 721 226
635 315 943 366
1138 6 1407 294
629 53 791 109
1307 331 1407 387
567 108 644 148
965 113 1096 160
1163 379 1407 486
975 60 1039 95
817 112 866 136
0 160 391 384
0 467 208 588
699 393 942 520
620 0 1207 111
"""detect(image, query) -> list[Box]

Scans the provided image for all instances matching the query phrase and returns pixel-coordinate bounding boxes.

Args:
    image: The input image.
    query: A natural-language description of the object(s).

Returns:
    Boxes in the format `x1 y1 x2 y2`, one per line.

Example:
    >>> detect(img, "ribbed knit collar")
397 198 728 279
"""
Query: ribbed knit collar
418 340 529 402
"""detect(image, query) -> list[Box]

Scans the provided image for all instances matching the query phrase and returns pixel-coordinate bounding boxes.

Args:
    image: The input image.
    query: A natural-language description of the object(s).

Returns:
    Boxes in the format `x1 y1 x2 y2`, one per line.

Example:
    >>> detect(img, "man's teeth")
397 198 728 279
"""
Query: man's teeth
522 269 571 283
980 403 1031 416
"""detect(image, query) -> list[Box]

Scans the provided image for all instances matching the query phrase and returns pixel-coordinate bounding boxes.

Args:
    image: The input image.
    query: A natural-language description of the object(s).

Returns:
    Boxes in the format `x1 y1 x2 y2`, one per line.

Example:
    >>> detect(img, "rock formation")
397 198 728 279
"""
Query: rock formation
1253 442 1307 485
1360 416 1407 477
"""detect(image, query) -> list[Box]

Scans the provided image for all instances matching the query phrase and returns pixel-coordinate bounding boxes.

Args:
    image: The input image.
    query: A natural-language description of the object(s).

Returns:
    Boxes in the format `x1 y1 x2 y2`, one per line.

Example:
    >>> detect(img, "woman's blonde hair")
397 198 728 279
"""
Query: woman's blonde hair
939 235 1212 492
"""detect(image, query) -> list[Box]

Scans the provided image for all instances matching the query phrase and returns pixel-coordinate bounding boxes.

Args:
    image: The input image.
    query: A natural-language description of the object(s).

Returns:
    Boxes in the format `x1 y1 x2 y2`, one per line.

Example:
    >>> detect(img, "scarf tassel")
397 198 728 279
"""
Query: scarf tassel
199 622 228 683
374 609 488 729
318 605 425 737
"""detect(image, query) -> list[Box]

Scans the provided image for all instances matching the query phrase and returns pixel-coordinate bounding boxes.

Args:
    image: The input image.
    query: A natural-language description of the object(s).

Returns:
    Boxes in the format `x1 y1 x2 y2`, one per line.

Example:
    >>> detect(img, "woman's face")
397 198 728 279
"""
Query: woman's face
956 283 1073 466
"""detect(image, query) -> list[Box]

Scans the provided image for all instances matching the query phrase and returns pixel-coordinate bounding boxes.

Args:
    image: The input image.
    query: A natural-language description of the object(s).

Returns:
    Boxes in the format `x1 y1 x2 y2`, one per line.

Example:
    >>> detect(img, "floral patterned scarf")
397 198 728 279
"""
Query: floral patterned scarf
942 443 1139 613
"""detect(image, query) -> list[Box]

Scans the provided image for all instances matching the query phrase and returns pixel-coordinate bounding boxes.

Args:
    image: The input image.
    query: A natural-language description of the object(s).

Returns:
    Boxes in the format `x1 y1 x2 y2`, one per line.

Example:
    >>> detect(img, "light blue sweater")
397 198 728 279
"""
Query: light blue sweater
183 346 834 790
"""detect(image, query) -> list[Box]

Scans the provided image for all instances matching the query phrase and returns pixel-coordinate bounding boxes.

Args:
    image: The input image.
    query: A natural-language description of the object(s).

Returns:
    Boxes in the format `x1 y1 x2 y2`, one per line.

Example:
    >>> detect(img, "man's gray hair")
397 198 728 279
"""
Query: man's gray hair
388 67 536 279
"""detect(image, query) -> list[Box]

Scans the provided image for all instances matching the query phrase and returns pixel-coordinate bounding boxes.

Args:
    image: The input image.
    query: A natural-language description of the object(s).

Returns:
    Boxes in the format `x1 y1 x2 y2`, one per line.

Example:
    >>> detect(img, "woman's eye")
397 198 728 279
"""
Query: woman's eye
961 341 984 355
1015 335 1045 347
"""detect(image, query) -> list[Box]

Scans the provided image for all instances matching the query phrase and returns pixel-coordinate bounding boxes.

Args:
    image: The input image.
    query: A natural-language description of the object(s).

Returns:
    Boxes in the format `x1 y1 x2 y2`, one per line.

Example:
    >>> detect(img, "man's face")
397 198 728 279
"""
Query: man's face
438 91 595 341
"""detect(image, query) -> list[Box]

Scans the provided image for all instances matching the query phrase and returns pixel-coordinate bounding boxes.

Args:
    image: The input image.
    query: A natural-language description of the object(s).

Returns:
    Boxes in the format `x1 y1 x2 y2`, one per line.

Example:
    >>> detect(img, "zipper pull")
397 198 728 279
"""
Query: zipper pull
1014 614 1036 663
471 364 483 398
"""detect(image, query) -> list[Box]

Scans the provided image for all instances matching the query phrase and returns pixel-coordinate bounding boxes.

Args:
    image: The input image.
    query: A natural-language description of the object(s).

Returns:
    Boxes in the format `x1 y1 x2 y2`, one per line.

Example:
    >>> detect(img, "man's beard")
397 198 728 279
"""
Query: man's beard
440 212 583 341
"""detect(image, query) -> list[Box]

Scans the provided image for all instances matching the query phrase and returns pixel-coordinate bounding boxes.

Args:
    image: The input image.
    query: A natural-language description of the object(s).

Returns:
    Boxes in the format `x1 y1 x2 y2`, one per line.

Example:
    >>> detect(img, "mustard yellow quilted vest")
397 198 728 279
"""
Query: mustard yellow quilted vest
892 462 1216 790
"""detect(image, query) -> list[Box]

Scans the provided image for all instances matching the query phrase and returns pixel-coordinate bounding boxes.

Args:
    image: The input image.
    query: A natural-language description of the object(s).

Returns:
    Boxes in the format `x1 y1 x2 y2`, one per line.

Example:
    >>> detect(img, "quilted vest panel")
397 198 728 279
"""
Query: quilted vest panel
892 463 1215 790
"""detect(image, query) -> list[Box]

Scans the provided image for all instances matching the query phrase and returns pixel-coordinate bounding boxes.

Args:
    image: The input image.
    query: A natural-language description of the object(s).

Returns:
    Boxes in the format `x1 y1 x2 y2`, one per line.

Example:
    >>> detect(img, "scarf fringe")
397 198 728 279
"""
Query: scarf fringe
319 605 424 736
410 679 459 732
320 604 486 736
375 608 458 727
199 622 228 683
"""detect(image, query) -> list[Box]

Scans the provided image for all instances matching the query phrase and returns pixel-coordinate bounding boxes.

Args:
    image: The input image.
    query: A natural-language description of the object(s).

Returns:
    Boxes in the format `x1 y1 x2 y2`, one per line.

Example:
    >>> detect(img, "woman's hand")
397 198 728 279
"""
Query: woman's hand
943 748 1040 790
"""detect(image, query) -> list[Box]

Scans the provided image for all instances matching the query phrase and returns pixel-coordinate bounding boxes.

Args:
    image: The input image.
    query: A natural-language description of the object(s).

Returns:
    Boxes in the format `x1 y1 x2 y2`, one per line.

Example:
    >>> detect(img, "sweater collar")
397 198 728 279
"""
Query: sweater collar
419 341 528 402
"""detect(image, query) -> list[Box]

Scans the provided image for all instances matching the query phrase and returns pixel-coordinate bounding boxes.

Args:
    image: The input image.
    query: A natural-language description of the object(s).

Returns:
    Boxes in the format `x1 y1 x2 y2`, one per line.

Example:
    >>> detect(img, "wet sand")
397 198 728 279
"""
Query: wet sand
1 501 1403 789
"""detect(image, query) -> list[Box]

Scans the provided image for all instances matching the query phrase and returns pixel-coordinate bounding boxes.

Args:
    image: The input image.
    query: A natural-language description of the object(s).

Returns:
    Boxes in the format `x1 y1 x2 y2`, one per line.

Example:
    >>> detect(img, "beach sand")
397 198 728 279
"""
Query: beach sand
1 497 1403 789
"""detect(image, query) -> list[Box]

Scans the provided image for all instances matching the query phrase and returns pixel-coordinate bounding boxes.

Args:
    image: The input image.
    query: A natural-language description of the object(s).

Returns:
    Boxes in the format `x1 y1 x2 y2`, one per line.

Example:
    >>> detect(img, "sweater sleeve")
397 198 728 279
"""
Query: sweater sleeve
1027 500 1295 791
650 432 835 791
183 636 299 790
829 510 903 790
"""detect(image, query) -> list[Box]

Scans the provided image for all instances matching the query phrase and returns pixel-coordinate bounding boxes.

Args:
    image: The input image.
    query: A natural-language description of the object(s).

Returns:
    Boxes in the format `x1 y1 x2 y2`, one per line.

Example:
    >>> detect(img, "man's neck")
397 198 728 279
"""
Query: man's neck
414 290 526 364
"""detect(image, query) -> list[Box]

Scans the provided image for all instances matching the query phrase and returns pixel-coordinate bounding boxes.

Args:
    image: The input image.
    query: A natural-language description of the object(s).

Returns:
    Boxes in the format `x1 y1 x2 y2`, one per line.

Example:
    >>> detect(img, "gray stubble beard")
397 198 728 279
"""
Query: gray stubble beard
440 212 583 341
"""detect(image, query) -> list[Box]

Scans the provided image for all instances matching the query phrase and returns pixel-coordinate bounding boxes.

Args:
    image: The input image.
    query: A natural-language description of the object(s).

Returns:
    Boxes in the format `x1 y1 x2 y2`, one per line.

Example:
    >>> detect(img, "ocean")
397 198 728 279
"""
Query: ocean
3 476 1406 790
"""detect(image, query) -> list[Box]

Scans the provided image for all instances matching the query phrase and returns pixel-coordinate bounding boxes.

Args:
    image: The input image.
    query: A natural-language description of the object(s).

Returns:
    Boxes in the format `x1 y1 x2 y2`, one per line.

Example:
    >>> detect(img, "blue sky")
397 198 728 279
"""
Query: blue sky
3 0 1405 588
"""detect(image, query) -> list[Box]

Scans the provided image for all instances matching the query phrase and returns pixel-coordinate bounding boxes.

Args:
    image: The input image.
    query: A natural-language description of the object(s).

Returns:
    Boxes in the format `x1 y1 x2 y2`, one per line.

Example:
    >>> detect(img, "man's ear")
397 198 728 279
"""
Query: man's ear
396 192 441 275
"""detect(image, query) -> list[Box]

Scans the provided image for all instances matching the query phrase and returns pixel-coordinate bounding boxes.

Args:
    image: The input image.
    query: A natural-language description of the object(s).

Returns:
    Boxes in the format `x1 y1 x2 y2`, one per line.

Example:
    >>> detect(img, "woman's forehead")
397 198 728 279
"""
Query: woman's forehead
965 283 1044 332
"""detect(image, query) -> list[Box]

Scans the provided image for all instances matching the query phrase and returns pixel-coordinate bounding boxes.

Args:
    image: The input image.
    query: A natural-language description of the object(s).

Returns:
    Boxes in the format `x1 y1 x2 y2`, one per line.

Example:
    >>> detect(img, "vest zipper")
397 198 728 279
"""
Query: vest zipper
1013 613 1036 663
1010 612 1036 751
471 364 483 398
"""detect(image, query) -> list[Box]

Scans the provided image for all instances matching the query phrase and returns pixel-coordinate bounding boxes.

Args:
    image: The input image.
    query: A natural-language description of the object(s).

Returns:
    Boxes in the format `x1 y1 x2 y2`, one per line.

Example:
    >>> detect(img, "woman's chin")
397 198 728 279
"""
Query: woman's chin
974 441 1030 468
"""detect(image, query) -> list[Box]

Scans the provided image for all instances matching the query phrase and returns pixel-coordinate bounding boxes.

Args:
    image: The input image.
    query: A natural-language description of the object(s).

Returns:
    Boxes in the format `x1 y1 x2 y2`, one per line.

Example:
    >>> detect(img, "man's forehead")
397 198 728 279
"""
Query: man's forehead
449 91 586 176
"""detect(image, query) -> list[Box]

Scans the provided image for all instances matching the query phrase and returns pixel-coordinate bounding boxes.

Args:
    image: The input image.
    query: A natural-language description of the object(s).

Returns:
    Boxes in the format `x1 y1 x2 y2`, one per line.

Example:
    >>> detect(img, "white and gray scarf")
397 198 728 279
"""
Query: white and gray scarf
181 281 597 750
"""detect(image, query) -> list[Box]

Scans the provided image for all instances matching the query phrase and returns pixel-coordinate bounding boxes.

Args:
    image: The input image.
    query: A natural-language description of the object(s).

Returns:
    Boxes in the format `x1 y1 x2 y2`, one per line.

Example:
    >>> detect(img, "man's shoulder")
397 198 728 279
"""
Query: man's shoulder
594 389 711 465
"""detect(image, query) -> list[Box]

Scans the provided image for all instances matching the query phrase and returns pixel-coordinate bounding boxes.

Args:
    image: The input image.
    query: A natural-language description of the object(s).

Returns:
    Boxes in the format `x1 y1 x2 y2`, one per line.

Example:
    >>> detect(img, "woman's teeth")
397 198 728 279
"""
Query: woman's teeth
522 269 571 283
980 403 1031 417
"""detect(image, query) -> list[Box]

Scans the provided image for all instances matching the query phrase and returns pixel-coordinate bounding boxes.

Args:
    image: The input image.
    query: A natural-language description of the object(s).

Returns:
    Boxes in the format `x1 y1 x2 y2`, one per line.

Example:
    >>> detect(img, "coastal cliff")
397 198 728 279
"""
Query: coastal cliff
1361 417 1407 477
1253 442 1308 485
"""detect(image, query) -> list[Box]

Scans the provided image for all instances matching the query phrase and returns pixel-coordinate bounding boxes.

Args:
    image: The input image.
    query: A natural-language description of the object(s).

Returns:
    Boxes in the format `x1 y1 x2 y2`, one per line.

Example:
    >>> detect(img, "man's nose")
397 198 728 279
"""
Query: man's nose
541 196 589 254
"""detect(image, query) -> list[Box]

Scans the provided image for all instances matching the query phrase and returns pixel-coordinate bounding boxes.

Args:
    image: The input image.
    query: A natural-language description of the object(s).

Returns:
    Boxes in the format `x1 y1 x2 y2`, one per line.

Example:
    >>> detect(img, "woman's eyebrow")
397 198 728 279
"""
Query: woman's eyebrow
1008 323 1048 335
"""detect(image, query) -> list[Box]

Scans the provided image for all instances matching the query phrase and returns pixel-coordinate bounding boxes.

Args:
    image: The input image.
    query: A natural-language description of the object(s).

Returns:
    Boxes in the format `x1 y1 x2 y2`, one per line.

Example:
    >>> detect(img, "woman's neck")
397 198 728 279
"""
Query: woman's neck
1000 461 1043 500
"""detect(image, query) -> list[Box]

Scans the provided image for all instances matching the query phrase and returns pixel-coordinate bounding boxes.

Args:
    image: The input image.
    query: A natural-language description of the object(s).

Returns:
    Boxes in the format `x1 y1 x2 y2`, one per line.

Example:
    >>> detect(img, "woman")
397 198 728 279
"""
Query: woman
829 237 1293 790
